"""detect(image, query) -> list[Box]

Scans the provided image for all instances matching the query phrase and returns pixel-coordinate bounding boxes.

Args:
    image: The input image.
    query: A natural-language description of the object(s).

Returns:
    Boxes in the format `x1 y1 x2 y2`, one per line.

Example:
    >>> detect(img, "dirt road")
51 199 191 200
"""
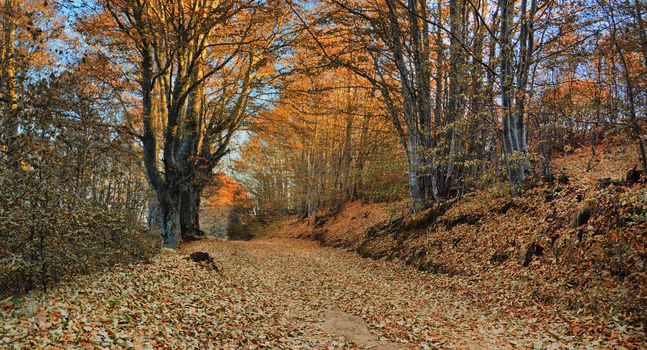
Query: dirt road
1 238 637 349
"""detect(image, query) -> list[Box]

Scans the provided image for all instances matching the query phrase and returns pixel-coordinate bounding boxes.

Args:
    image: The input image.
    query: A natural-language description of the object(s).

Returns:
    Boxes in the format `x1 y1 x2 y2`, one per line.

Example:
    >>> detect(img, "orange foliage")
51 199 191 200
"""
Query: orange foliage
203 173 249 208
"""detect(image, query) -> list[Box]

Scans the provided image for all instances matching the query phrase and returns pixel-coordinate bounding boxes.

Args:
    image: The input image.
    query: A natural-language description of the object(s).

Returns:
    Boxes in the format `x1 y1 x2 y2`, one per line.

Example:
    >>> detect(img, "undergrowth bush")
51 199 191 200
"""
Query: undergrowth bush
0 171 159 298
226 204 258 240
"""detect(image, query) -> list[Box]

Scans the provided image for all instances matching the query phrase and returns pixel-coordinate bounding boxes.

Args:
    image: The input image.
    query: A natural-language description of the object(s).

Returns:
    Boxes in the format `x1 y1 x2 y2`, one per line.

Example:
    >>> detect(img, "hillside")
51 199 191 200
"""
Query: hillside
261 145 647 342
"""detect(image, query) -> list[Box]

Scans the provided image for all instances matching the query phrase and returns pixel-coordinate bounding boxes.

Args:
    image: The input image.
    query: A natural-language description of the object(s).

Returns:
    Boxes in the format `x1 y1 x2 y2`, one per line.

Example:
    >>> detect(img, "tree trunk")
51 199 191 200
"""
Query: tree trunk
180 185 203 240
343 111 354 202
147 196 160 231
446 0 467 193
159 193 181 249
515 0 535 173
354 113 370 198
608 5 647 173
385 0 423 212
2 0 18 162
500 0 524 193
629 0 647 70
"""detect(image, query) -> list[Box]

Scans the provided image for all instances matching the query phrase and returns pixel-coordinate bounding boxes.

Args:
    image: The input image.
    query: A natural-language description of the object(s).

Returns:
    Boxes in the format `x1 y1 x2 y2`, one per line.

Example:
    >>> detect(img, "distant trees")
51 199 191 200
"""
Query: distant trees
235 64 402 217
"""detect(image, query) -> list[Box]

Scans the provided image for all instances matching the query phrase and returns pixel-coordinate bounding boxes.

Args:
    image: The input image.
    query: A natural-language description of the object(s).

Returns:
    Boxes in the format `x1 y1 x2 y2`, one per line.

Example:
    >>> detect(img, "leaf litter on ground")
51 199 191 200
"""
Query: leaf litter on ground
2 237 645 349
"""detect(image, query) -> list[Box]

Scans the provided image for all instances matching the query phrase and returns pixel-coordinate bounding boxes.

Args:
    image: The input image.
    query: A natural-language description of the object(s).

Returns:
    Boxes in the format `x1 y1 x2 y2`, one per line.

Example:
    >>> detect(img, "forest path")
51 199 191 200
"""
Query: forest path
4 238 575 349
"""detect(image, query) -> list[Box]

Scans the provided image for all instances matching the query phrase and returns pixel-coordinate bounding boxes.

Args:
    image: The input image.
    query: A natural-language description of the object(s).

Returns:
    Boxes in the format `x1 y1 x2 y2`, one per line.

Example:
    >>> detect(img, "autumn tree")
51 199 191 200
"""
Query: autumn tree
241 0 645 216
1 1 157 294
235 57 401 217
1 0 63 164
78 0 291 247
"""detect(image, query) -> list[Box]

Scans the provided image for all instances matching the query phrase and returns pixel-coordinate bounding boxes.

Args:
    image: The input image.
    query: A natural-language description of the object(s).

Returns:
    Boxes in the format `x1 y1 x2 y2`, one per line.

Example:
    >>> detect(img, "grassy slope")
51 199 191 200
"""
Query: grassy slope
263 145 647 337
